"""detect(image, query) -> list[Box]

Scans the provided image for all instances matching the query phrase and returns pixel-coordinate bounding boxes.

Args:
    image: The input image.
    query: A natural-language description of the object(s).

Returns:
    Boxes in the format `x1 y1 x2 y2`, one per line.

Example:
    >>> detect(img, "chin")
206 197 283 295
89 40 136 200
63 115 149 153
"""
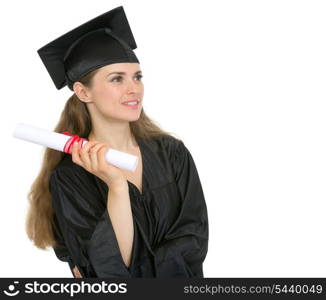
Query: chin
124 109 142 121
106 110 141 122
114 113 141 122
127 114 141 122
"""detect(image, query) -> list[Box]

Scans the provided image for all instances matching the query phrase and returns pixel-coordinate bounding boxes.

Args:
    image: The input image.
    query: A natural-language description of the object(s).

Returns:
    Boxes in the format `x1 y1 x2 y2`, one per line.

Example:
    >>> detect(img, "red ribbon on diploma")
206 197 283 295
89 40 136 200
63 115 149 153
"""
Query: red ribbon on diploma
61 131 87 154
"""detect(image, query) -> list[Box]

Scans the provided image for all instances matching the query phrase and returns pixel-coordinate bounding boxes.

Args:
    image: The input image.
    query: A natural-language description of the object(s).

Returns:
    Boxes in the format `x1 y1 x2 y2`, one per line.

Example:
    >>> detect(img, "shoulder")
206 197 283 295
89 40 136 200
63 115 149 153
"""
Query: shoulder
49 154 105 209
51 154 76 177
144 135 192 170
49 153 92 188
146 134 185 155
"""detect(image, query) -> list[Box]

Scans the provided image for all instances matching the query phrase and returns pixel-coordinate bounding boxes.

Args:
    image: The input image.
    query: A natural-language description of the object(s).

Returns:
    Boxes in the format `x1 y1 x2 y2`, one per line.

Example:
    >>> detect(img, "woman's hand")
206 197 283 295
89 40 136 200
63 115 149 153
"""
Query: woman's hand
71 140 127 188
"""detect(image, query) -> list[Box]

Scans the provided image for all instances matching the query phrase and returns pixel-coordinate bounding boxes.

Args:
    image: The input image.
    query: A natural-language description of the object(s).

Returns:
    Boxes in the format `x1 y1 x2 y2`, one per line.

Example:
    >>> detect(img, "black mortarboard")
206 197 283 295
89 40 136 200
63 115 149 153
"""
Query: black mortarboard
37 6 139 90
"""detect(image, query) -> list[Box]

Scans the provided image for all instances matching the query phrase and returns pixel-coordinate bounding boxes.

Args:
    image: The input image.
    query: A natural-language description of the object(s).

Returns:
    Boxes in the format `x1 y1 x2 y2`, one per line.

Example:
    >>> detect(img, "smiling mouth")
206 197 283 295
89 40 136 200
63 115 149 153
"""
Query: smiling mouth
122 101 140 109
122 99 140 104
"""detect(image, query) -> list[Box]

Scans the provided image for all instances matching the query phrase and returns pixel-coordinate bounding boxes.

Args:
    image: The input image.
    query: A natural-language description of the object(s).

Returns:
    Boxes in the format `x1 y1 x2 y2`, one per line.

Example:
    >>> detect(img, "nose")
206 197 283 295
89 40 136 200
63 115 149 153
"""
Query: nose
126 77 141 94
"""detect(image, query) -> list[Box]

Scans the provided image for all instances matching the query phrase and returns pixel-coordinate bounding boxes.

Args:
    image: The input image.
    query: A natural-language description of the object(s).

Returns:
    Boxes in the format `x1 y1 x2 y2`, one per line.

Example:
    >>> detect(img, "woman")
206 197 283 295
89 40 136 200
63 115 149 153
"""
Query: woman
26 6 209 278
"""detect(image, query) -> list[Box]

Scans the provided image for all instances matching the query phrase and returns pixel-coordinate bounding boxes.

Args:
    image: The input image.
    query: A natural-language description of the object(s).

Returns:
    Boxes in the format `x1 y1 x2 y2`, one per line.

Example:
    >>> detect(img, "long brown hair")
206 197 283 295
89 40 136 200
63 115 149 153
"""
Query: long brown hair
26 68 178 250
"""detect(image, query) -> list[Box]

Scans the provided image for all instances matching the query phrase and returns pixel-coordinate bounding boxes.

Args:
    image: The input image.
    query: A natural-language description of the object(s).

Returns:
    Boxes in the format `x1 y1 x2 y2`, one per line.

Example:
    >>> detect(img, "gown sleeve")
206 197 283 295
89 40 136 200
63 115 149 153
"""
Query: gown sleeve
52 212 76 276
153 140 209 277
49 165 131 278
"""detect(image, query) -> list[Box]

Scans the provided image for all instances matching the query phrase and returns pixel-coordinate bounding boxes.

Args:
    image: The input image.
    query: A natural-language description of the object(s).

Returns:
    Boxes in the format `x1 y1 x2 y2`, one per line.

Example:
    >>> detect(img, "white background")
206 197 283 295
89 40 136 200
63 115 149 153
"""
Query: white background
1 0 325 277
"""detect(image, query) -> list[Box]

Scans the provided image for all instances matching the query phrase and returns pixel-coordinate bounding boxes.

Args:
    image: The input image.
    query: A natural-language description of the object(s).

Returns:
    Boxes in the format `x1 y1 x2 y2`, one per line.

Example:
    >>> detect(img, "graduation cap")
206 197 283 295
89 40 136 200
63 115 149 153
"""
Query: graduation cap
37 6 139 90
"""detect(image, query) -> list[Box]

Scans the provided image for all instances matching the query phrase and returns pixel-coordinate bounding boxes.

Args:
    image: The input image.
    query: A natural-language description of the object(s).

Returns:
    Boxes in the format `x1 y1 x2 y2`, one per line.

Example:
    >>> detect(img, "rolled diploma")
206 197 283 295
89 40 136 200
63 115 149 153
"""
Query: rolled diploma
13 123 138 172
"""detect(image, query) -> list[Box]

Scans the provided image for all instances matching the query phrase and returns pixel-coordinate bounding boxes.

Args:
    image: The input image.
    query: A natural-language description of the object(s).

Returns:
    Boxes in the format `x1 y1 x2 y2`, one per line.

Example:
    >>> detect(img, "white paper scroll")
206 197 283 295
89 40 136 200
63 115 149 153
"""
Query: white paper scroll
13 123 138 172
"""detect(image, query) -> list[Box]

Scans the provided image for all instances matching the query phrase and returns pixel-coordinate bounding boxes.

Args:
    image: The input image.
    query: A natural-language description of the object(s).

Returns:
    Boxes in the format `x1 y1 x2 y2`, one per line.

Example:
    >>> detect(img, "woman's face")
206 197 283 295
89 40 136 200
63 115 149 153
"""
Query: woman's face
84 62 144 122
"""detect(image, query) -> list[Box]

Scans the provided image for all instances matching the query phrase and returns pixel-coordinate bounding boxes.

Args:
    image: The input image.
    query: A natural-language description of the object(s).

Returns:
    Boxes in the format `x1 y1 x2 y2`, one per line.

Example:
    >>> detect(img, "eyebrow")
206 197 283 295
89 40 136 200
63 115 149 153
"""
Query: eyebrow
107 70 142 77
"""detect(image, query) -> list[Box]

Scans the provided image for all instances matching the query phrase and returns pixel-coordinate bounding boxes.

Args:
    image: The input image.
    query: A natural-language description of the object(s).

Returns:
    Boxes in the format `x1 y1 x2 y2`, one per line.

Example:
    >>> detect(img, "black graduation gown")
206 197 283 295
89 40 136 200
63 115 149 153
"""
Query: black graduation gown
49 135 209 278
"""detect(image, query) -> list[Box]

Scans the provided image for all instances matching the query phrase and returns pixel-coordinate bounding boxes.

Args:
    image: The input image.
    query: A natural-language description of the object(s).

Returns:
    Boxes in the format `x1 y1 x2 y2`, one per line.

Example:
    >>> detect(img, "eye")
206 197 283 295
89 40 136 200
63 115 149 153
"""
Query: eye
110 74 143 83
135 74 143 81
111 76 122 82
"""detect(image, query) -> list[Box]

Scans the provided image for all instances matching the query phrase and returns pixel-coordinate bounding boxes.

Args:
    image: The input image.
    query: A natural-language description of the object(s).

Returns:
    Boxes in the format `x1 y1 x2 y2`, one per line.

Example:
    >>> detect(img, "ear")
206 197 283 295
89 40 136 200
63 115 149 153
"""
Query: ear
73 82 92 103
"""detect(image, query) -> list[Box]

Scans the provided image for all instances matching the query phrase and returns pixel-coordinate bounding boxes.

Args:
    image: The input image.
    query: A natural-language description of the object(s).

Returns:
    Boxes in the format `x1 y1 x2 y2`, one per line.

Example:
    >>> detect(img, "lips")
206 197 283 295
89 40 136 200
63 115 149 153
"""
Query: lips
122 99 140 104
121 99 141 110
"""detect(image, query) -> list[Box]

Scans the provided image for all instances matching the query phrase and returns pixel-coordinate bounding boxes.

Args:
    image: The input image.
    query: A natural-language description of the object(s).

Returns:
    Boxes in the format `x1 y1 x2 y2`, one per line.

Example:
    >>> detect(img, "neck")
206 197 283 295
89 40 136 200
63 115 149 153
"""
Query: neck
88 118 137 152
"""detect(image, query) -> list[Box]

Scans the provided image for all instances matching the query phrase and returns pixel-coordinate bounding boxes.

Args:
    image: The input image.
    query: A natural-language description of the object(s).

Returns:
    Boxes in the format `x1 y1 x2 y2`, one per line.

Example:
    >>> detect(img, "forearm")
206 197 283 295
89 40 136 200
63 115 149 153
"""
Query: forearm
106 181 134 268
